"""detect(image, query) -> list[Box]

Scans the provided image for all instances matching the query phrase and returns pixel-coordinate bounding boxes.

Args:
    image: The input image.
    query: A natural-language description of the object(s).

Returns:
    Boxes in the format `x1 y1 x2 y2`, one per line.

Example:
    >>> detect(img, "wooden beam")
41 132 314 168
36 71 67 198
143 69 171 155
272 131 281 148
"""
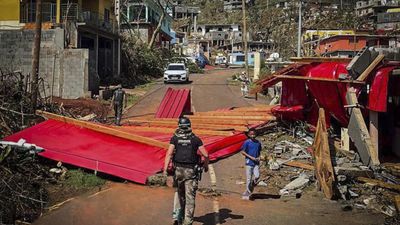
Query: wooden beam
290 57 352 63
274 75 365 84
232 105 274 112
194 111 272 116
357 177 400 192
357 54 385 82
119 126 234 136
284 161 315 171
126 119 249 131
37 111 169 149
187 115 275 121
133 118 255 126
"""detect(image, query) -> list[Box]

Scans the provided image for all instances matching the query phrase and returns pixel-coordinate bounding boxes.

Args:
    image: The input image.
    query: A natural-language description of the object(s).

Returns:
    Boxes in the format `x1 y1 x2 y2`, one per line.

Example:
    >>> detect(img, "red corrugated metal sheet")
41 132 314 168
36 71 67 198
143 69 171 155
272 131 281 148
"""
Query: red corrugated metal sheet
3 119 254 184
155 88 191 118
368 66 395 112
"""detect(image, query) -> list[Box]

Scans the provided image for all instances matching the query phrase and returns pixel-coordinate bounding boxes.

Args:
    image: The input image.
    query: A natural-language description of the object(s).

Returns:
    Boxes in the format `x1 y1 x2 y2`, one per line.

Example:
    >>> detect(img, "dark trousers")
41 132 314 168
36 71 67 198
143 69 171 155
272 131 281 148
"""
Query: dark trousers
114 104 122 125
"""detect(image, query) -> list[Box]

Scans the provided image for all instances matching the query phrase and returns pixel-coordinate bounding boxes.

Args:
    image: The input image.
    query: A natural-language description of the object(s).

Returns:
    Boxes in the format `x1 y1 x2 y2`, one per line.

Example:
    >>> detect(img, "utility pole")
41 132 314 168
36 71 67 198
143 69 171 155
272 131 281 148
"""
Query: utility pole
31 0 42 112
297 0 302 57
242 0 249 79
115 0 121 75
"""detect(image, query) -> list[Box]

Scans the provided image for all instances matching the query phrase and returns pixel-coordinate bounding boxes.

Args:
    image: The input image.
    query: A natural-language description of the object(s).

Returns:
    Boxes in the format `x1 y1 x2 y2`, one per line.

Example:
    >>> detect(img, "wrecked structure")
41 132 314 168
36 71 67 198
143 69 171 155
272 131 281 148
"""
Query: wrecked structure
255 47 400 165
0 0 120 99
252 47 400 217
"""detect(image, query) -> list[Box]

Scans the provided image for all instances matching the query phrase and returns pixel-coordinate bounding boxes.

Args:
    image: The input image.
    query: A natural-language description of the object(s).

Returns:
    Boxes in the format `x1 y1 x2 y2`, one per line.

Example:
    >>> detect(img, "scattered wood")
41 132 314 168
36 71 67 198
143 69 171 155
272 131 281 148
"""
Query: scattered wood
194 111 272 116
187 115 276 121
130 118 255 126
119 126 234 136
284 160 315 171
357 177 400 192
37 110 169 149
312 108 336 199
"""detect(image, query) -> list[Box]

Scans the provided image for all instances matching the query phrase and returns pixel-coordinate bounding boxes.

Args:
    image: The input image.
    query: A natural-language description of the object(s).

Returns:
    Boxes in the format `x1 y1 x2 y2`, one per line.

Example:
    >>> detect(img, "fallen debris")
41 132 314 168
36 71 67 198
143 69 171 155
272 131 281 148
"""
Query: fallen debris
279 173 310 196
312 108 335 199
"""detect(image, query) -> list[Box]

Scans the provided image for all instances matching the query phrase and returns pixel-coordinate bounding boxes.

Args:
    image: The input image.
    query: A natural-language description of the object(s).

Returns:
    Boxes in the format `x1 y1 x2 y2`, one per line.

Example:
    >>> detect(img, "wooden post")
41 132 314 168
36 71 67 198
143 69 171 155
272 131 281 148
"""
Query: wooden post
242 0 249 79
369 110 379 155
31 0 42 112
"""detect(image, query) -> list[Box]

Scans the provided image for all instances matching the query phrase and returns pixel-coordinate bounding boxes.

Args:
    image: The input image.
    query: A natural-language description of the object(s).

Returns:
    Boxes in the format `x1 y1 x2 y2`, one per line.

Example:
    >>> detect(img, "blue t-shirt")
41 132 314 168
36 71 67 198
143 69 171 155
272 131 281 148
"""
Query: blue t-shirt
242 139 262 166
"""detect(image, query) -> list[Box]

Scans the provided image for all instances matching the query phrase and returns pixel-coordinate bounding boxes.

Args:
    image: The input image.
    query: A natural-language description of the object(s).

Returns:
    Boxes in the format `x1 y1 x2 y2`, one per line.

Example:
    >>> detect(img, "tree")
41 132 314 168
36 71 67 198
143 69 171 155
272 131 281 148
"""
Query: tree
148 0 171 49
31 0 42 112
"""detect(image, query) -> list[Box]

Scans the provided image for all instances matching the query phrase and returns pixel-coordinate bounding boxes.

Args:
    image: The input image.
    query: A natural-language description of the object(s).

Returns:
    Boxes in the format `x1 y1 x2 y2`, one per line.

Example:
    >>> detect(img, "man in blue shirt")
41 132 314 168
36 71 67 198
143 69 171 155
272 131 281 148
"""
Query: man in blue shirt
241 129 262 199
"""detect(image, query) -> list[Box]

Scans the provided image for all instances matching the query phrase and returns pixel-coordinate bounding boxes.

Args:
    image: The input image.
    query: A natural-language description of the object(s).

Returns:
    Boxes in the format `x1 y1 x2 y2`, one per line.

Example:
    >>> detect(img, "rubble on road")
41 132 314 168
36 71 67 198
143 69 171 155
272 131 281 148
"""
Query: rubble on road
255 119 400 219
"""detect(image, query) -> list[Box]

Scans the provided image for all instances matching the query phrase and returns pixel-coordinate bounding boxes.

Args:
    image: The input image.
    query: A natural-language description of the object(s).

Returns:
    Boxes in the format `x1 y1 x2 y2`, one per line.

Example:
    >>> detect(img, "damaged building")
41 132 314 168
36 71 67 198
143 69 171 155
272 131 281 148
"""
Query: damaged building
0 0 120 99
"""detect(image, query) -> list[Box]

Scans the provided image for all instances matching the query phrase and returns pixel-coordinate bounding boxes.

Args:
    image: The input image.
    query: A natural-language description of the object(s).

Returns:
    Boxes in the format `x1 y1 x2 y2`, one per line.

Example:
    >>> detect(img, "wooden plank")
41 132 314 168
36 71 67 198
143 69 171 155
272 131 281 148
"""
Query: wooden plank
232 105 273 111
274 75 365 84
394 195 400 213
312 108 336 199
37 111 169 149
194 111 272 116
357 54 385 81
187 115 275 121
133 118 257 126
151 124 248 132
290 57 352 63
119 126 233 136
357 177 400 192
126 119 250 130
348 107 380 166
284 161 315 171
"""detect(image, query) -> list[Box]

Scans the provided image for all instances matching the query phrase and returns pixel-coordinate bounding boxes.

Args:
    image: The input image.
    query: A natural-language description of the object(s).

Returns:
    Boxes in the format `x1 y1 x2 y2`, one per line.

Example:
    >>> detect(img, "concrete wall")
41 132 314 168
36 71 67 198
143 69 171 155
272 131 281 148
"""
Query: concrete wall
0 29 92 99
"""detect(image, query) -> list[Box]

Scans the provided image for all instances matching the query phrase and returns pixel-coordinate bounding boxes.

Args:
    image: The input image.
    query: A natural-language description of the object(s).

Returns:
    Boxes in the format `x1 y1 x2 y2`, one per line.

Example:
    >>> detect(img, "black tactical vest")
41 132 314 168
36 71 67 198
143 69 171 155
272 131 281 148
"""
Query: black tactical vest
173 134 200 166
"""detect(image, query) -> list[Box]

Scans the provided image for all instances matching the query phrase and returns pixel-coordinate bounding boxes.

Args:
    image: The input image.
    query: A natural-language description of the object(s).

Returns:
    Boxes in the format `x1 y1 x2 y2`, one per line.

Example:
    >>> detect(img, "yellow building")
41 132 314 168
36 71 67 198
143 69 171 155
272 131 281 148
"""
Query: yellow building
0 0 120 91
303 30 356 42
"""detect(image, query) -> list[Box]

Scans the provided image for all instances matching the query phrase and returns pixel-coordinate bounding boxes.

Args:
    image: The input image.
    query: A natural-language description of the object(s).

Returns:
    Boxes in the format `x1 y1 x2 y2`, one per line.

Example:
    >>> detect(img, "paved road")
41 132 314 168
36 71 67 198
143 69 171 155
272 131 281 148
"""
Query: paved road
34 68 385 225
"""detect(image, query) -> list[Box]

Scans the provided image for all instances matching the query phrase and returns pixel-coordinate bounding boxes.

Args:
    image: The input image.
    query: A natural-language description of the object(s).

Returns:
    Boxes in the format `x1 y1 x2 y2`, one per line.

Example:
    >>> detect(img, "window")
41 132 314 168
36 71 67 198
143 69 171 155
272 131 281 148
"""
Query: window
128 4 146 22
168 65 185 70
104 9 110 23
237 55 245 62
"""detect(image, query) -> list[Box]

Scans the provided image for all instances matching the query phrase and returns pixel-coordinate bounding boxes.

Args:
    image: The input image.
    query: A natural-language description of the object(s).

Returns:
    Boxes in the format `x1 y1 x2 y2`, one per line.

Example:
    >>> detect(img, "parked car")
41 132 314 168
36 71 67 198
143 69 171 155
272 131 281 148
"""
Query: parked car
164 63 189 84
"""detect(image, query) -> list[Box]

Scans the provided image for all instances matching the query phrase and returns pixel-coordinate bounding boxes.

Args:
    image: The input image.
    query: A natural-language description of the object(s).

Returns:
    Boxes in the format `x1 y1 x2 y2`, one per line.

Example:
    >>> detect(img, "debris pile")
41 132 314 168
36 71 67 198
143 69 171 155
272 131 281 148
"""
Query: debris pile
0 141 54 224
257 124 315 197
257 119 400 221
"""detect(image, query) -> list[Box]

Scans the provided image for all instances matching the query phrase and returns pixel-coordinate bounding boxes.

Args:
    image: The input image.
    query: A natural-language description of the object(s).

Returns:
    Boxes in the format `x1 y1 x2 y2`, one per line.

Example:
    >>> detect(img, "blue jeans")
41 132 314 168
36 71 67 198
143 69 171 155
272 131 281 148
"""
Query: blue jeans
244 165 260 195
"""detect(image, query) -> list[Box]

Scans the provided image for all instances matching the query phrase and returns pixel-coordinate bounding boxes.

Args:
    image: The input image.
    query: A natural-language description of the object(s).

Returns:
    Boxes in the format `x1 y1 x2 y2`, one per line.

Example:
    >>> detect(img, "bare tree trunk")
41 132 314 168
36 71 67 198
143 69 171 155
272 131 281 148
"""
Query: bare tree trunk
148 0 168 49
31 0 42 112
148 12 165 49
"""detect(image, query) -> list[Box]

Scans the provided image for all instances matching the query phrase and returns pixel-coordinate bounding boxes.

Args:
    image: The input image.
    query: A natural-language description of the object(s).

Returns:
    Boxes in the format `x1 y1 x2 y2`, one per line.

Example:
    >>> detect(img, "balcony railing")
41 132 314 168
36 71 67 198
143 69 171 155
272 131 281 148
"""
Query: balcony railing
61 3 117 34
20 3 117 34
20 2 57 23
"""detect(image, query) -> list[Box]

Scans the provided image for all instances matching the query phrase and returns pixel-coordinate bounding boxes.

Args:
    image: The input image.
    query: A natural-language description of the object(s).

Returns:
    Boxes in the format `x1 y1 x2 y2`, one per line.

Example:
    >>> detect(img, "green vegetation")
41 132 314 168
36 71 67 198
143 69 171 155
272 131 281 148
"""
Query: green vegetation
63 169 105 189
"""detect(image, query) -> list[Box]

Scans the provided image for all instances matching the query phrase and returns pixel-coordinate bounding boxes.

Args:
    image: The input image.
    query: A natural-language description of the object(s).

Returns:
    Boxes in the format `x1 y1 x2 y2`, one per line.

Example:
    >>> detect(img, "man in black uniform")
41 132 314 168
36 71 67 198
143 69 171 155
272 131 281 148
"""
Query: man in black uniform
112 85 125 126
163 117 209 225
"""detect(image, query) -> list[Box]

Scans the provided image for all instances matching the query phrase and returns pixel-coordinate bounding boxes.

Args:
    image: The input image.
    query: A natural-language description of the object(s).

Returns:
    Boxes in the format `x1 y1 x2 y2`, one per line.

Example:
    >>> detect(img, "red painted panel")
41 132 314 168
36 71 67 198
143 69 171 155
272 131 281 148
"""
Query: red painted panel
368 66 395 112
306 62 349 126
4 119 251 184
155 88 191 118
